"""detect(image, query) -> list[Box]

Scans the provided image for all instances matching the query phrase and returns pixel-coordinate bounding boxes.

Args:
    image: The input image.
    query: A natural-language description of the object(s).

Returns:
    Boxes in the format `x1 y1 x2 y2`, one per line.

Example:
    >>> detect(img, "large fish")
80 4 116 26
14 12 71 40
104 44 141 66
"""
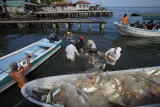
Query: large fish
38 87 54 92
95 74 101 84
77 89 90 103
32 89 48 95
40 94 47 102
82 87 97 94
52 88 61 97
46 92 52 104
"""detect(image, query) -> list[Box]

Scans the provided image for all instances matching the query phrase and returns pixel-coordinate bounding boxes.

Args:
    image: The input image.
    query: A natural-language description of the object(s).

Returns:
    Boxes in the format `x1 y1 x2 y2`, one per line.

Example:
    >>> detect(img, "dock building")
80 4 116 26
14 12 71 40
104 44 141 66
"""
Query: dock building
41 1 91 12
0 0 38 14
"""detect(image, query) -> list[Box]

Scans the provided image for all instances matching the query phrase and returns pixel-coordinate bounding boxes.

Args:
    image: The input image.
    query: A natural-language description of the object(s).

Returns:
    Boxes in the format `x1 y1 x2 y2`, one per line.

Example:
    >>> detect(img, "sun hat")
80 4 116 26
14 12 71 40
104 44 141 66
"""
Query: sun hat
9 62 17 70
80 36 84 40
87 40 93 45
115 47 122 54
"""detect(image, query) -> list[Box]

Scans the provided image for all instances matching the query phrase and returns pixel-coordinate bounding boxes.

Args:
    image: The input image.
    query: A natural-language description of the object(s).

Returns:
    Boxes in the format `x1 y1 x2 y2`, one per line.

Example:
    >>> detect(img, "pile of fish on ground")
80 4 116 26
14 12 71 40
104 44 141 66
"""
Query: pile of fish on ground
31 69 160 107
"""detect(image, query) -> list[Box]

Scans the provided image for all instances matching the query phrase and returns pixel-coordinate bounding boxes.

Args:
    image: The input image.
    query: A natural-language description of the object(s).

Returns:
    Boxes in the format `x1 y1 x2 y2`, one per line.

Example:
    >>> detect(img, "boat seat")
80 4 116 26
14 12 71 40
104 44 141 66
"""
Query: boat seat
23 50 41 56
37 42 53 48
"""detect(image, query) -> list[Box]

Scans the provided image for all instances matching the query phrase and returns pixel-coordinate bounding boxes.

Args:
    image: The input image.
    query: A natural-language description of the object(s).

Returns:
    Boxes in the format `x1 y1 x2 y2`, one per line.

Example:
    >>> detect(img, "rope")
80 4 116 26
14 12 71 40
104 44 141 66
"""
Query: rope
14 96 29 107
0 48 41 74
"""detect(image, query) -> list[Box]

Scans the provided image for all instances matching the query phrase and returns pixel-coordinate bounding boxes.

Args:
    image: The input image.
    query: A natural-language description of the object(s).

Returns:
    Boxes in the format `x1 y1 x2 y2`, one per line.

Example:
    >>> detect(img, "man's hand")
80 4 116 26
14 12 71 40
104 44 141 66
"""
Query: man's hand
26 54 31 58
103 55 108 60
26 54 30 59
77 53 80 56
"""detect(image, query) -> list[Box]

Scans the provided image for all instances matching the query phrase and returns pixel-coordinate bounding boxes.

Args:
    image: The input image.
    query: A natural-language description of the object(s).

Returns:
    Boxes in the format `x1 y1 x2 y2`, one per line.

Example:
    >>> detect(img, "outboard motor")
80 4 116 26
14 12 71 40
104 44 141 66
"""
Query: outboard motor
48 33 59 42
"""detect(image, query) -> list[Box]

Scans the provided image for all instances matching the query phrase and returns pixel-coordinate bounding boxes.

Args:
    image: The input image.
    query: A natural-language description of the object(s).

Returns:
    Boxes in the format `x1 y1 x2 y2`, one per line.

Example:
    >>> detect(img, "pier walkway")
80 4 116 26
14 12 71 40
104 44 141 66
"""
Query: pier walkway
0 19 107 31
34 11 113 19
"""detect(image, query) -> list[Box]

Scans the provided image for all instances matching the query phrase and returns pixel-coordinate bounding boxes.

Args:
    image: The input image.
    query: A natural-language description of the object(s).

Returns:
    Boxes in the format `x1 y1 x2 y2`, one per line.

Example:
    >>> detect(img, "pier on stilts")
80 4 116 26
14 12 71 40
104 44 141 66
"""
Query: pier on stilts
34 11 113 19
0 19 107 31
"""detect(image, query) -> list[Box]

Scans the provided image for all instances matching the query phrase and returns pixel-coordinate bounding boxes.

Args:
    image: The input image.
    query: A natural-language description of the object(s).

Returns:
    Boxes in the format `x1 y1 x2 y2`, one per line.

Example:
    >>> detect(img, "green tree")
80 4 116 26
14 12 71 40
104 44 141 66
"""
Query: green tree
41 0 64 4
30 0 38 4
31 0 65 5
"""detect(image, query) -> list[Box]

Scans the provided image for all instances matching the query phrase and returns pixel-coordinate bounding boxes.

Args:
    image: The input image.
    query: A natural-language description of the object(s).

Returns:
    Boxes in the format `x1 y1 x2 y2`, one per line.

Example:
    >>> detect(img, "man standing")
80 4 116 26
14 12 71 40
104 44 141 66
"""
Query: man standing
119 14 128 25
65 40 80 61
102 47 122 70
76 36 85 52
9 54 31 88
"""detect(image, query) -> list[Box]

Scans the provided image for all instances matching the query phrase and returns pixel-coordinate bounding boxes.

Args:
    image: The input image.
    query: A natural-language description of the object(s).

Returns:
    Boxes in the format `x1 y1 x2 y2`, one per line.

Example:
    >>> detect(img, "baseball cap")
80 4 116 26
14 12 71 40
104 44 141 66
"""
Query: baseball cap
116 47 122 54
80 36 84 40
9 62 17 70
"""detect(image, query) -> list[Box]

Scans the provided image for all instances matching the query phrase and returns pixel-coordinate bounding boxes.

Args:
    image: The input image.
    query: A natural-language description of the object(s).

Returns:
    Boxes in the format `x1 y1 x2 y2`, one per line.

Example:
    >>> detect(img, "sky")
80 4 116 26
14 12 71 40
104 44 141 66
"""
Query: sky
72 0 160 7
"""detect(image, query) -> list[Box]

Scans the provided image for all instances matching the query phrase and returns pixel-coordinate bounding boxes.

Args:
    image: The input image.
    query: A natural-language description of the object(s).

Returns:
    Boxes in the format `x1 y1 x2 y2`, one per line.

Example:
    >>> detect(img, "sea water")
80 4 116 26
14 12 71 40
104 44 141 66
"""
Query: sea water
0 7 160 107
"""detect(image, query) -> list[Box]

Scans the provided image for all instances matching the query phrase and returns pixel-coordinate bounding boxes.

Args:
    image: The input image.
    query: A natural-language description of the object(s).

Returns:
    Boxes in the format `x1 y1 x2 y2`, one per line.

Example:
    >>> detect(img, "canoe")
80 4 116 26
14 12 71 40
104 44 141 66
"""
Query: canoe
21 66 160 107
0 38 62 93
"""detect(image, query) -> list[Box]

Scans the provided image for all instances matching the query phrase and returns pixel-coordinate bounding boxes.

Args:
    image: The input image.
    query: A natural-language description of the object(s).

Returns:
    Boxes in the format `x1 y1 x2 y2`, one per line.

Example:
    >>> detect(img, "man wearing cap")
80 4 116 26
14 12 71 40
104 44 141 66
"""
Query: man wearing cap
102 47 122 70
9 54 31 88
76 36 84 52
86 40 97 55
65 40 80 61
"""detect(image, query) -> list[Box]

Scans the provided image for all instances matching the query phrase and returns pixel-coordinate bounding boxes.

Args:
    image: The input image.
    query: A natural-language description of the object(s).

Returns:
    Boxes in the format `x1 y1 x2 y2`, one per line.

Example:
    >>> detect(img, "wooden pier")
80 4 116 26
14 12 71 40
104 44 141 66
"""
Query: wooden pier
0 19 107 31
34 11 113 19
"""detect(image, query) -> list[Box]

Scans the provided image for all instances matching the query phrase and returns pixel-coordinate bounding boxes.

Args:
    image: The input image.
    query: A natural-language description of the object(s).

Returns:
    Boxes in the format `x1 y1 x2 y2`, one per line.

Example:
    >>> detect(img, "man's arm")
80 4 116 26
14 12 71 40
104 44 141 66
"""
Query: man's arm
74 47 80 56
103 49 111 60
119 17 122 21
19 54 31 73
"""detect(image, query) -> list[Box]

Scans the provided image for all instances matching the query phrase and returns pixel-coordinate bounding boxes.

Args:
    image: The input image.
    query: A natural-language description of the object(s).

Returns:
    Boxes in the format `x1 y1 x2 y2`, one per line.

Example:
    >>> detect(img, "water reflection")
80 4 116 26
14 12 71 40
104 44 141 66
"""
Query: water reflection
112 35 160 55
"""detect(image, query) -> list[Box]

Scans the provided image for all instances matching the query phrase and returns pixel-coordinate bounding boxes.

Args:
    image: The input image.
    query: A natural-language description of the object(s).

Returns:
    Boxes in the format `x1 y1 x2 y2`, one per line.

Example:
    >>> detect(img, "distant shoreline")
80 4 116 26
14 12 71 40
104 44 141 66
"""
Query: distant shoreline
106 6 160 8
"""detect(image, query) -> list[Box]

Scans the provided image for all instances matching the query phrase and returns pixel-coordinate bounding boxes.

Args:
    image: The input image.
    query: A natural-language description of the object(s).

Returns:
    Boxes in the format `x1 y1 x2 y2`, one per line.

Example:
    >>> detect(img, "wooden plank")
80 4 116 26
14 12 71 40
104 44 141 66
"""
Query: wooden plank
34 11 113 15
0 20 107 24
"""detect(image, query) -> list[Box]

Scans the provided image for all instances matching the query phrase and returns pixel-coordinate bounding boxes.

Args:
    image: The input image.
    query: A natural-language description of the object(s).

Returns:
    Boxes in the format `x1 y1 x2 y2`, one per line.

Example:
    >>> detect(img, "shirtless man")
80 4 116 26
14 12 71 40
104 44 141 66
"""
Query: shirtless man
9 54 31 88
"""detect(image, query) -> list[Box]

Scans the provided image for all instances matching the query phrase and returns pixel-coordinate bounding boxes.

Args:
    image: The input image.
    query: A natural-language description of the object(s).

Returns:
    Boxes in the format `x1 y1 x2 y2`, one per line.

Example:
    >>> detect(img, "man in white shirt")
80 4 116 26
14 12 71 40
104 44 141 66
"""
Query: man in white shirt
65 40 80 61
86 40 97 55
102 47 122 70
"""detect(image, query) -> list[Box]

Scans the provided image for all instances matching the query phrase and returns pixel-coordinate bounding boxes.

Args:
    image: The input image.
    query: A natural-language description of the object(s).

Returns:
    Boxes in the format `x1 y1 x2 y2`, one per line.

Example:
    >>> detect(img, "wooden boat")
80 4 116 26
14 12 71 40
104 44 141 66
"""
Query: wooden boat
114 13 160 37
21 66 160 107
0 38 62 93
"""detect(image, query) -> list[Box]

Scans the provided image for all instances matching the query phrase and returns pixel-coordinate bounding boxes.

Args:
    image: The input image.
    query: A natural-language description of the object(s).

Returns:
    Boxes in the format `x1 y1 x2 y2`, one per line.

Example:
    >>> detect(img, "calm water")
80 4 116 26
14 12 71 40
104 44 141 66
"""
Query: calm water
1 7 160 107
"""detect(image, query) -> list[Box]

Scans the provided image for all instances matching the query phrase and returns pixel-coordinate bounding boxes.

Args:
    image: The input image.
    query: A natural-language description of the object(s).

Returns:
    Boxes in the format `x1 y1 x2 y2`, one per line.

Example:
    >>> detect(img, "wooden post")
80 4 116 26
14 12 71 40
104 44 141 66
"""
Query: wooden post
100 23 104 30
89 23 91 30
66 23 69 31
78 23 81 30
69 23 72 29
56 23 59 29
52 23 55 30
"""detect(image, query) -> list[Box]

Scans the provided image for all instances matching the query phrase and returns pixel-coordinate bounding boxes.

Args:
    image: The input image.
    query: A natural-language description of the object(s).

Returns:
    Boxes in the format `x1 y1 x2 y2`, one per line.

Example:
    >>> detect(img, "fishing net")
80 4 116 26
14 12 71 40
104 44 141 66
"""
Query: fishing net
29 69 160 107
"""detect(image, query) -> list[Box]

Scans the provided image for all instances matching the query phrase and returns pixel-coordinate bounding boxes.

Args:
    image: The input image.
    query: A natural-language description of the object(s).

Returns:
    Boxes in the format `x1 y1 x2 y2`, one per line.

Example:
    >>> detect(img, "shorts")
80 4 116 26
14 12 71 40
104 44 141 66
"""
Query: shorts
18 84 23 88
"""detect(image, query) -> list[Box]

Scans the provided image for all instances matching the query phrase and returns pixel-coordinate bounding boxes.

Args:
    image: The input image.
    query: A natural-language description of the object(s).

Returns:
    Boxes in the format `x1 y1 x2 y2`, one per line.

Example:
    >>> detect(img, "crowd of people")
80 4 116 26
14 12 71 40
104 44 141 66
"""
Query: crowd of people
65 36 122 71
8 33 122 89
65 36 97 61
132 20 160 31
119 14 160 31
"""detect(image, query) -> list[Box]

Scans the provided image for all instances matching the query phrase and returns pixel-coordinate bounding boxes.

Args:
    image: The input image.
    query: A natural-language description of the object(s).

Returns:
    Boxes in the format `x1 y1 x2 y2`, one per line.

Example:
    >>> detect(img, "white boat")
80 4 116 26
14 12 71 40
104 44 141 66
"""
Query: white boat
0 37 62 93
21 66 160 107
114 13 160 37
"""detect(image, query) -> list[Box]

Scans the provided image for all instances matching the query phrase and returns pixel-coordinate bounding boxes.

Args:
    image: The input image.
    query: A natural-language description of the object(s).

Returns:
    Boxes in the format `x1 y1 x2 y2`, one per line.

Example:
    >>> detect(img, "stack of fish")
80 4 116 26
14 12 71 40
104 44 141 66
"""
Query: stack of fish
32 82 64 105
